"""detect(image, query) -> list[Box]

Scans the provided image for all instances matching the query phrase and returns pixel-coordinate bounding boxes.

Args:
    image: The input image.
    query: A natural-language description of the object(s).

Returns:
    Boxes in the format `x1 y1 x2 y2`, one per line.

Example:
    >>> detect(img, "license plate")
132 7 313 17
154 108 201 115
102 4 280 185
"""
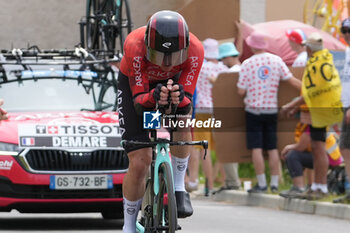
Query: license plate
49 175 113 190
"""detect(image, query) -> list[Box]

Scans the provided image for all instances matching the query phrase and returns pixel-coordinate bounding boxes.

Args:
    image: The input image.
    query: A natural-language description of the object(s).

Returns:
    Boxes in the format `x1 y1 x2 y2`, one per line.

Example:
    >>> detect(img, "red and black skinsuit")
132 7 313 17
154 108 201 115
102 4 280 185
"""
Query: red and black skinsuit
117 27 204 152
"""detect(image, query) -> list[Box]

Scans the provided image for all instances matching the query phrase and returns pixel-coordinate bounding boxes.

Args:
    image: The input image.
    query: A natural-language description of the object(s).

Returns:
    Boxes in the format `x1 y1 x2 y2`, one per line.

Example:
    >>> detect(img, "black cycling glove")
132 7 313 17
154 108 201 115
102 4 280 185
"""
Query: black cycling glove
176 84 185 102
153 83 166 102
153 82 185 104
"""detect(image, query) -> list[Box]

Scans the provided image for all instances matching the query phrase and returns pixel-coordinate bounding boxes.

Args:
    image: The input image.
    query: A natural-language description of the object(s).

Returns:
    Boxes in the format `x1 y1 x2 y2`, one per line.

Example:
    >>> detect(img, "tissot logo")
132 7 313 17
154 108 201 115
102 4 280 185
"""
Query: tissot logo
162 42 172 49
48 126 59 134
29 124 121 135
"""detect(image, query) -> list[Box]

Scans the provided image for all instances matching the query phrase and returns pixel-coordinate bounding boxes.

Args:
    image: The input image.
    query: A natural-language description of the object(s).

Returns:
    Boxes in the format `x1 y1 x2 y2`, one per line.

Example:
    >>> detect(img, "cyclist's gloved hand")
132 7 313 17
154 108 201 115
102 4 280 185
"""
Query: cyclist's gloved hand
153 83 169 106
169 84 185 105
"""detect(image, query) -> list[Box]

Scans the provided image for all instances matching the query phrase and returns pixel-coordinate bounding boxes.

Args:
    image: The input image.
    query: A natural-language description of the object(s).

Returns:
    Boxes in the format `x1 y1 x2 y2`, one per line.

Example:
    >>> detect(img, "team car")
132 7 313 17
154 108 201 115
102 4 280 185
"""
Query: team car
0 48 127 219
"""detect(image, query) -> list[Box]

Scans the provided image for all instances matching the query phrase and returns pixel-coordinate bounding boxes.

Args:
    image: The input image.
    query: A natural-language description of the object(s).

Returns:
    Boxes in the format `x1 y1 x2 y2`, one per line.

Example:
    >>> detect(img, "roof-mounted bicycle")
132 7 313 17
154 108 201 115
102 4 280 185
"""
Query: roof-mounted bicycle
79 0 133 55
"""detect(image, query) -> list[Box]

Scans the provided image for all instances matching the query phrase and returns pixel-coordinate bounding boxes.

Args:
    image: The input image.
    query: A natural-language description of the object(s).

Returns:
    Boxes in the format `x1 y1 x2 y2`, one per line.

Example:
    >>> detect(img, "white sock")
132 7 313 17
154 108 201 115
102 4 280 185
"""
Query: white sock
311 183 318 191
270 175 279 187
171 155 189 192
257 174 267 187
122 198 142 233
317 184 328 194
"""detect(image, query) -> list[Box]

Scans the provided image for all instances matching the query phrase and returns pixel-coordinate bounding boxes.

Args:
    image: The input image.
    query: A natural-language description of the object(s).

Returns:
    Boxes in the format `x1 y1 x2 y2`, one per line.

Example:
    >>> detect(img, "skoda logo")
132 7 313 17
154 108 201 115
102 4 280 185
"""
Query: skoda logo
70 152 91 157
162 42 172 49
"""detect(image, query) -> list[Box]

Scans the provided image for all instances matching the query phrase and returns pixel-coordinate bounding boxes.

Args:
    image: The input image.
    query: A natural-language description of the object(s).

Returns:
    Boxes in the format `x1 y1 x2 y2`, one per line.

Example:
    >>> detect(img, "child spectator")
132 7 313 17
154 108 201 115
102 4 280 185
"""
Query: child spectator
213 41 242 192
285 29 308 67
238 31 301 193
187 38 228 195
286 28 314 188
218 42 241 72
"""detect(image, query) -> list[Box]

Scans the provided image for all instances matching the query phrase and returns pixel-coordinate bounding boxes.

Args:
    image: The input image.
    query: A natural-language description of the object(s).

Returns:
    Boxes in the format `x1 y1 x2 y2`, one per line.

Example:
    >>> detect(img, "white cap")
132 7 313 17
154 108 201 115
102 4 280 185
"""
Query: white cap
203 38 219 59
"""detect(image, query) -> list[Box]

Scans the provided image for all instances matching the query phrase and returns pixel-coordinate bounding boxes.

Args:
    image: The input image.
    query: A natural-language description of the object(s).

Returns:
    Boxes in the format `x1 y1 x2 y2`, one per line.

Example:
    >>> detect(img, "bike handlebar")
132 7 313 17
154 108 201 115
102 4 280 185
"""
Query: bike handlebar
121 139 209 159
121 139 208 148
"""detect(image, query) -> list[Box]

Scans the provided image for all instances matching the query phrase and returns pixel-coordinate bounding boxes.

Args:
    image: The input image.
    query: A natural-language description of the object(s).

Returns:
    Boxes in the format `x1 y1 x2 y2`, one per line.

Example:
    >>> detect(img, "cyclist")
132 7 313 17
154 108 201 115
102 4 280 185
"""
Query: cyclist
117 10 204 233
0 99 8 121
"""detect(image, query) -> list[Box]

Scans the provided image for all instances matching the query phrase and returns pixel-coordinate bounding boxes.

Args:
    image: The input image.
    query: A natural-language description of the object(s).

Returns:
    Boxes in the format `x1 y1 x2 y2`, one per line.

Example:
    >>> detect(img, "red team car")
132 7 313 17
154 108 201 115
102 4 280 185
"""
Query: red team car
0 49 127 219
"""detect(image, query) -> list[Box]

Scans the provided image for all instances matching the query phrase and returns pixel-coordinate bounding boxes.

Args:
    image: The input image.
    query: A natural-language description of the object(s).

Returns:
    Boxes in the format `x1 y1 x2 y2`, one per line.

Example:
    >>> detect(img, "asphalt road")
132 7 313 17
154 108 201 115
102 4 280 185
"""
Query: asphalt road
0 198 349 233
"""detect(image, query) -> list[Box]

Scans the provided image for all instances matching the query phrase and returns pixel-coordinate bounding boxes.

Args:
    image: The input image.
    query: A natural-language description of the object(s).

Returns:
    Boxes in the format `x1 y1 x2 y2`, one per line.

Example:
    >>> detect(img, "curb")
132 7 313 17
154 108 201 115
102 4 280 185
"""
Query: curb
212 190 350 220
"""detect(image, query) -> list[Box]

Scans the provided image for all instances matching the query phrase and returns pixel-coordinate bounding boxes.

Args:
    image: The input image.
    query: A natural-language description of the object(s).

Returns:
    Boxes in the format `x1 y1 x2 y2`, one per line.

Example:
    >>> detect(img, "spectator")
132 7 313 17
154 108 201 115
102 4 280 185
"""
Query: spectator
238 30 301 193
210 21 243 83
280 122 342 198
286 29 308 67
0 99 8 121
187 38 228 195
286 28 314 188
213 33 243 192
333 18 350 203
281 32 343 200
218 42 240 72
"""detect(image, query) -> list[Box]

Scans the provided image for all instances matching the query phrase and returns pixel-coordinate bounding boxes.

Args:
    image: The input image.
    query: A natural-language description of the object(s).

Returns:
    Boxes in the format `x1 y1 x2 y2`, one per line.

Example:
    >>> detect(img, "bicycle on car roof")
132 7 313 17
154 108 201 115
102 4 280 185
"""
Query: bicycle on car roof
79 0 133 55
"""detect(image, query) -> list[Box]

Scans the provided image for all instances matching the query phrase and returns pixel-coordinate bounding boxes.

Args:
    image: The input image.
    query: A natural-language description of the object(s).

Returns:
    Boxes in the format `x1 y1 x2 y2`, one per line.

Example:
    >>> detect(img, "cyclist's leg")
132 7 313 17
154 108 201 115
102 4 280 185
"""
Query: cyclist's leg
170 111 194 218
117 71 152 232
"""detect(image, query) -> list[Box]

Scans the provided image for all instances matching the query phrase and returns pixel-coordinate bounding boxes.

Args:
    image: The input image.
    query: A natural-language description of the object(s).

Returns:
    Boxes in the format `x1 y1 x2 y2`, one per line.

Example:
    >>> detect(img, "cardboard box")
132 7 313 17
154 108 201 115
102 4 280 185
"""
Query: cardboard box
212 67 305 163
176 0 240 40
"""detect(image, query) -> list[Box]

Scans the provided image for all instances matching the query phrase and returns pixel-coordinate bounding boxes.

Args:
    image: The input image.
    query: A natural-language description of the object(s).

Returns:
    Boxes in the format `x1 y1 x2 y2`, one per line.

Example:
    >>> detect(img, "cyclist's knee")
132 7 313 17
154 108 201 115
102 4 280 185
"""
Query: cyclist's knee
127 148 152 179
174 114 192 133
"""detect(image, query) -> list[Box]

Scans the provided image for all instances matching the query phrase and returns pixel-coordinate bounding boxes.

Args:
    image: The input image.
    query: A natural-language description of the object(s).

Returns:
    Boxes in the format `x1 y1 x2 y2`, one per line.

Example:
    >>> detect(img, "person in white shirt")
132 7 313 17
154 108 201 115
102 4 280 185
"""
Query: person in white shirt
187 38 228 195
285 29 308 67
334 18 350 203
211 41 243 192
286 28 314 188
238 31 301 193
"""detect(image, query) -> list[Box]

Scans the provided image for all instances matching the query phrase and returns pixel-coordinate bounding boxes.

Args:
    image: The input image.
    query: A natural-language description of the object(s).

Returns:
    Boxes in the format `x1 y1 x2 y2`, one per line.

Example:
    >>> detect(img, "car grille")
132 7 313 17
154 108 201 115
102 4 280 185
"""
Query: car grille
22 149 128 171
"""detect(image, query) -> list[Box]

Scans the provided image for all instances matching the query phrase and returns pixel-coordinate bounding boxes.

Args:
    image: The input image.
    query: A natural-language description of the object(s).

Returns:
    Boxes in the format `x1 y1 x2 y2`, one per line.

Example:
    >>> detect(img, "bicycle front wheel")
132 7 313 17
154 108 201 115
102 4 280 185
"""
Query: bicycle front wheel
155 163 177 233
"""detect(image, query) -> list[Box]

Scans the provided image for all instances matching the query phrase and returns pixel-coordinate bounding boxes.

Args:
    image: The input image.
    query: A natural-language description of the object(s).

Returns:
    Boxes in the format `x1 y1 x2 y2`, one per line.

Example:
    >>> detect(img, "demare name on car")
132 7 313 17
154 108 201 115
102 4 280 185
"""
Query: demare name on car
18 124 122 148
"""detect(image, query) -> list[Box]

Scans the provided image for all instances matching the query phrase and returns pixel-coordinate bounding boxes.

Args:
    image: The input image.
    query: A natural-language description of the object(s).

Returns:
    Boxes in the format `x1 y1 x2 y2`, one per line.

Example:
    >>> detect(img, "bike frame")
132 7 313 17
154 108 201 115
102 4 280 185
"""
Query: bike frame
122 130 208 233
136 139 174 233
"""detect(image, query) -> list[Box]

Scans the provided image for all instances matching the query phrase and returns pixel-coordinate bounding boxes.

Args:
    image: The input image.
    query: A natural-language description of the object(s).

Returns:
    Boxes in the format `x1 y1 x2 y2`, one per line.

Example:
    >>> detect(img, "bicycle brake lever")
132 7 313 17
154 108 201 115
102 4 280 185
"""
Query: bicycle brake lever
202 140 208 160
120 140 127 148
170 103 178 115
203 149 207 160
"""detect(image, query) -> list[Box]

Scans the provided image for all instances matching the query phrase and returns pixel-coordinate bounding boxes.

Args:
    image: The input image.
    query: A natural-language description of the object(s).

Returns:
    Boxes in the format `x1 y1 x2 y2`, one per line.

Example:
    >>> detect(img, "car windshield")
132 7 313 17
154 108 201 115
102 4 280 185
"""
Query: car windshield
0 76 117 112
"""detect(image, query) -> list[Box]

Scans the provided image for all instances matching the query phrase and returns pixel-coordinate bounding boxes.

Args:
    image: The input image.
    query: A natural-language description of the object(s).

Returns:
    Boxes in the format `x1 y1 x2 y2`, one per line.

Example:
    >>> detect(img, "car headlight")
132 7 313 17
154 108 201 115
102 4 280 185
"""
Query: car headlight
0 142 21 155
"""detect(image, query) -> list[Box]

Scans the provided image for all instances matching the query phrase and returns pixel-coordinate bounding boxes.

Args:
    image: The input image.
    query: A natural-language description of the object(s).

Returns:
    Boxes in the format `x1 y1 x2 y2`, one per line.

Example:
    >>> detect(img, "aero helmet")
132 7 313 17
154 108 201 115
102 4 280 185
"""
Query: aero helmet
145 10 190 67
